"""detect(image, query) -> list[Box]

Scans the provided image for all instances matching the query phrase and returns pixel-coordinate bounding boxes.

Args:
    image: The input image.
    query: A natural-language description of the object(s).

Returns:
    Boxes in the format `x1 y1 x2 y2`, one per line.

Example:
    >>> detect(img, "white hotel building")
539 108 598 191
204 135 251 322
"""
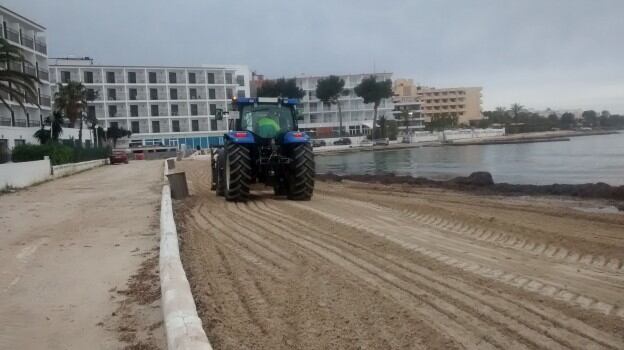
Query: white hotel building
0 5 53 161
295 73 394 138
49 59 250 148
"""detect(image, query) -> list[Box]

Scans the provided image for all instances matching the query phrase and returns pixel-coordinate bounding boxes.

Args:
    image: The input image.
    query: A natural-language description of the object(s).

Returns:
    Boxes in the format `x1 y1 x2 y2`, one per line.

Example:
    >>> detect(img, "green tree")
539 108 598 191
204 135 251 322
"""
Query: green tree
560 112 576 129
354 76 393 139
256 78 304 99
106 125 132 147
377 115 388 138
0 38 40 125
54 81 89 145
315 75 346 137
33 127 51 144
581 110 597 127
510 103 525 120
428 113 458 131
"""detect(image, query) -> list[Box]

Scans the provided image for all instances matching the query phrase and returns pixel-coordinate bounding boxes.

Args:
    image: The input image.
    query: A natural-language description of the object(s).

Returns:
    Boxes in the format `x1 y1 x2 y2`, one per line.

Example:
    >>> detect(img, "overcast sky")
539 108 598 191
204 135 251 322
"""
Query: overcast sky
6 0 623 112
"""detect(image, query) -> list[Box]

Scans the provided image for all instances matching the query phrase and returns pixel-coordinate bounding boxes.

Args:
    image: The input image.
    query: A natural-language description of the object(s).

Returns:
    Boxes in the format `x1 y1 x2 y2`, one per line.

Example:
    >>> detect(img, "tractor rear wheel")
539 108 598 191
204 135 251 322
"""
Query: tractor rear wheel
287 144 314 200
224 142 251 201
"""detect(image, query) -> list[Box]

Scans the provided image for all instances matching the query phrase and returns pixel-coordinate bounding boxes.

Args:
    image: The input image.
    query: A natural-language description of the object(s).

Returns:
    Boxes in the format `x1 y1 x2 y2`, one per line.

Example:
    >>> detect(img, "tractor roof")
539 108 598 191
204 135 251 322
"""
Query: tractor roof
233 97 300 106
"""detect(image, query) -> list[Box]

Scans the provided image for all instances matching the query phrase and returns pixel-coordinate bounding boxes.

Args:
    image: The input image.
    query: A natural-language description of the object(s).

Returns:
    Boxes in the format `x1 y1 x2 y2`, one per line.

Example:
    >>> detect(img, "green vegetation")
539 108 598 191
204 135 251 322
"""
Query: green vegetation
105 125 132 147
0 38 40 121
11 143 111 165
315 75 347 137
256 78 305 99
479 104 624 133
53 81 97 145
354 76 393 139
428 113 459 131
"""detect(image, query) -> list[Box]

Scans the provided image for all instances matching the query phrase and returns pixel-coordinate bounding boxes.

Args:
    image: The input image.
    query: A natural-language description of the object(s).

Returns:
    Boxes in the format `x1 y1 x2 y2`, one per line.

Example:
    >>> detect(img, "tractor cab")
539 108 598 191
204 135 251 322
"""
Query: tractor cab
211 97 314 202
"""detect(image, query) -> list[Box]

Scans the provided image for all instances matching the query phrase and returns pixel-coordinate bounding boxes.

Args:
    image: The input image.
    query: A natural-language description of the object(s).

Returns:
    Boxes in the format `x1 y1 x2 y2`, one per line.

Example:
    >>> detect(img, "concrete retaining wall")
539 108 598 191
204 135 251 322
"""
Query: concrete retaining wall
0 157 107 189
52 159 107 178
160 159 212 350
0 156 51 188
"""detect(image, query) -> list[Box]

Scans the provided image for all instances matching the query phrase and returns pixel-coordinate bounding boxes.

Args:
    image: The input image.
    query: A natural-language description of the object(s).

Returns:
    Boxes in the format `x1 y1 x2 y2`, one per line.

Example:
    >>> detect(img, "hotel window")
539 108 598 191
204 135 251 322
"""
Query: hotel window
209 104 216 115
191 119 199 131
237 90 245 98
190 104 198 116
127 71 136 84
129 88 137 100
169 88 178 100
106 71 115 84
188 72 196 84
83 71 93 83
111 121 119 129
87 105 96 118
107 88 116 100
108 105 117 118
130 105 139 117
225 73 233 84
150 88 158 100
236 75 244 87
210 119 217 130
171 104 179 116
131 121 139 133
148 72 157 83
151 120 160 133
168 72 177 84
61 71 71 83
226 88 233 99
172 120 180 132
207 73 215 84
208 88 216 99
189 88 198 99
150 105 159 116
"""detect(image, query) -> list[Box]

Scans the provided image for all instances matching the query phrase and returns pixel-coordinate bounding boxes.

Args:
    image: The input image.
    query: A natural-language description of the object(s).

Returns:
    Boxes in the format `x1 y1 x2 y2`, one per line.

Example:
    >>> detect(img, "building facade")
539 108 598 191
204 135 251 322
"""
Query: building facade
393 79 483 126
0 5 52 160
392 96 424 136
296 73 394 138
49 59 251 148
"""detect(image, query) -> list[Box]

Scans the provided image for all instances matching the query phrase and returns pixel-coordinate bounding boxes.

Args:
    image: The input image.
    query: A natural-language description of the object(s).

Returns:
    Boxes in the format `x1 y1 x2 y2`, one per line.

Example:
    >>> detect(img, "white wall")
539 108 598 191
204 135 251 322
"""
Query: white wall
52 159 106 178
0 126 93 150
0 157 51 188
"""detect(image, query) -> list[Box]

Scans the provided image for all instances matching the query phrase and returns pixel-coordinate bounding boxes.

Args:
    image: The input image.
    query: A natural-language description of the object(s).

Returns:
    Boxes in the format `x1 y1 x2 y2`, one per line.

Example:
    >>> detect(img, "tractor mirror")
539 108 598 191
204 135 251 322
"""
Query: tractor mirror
215 109 223 121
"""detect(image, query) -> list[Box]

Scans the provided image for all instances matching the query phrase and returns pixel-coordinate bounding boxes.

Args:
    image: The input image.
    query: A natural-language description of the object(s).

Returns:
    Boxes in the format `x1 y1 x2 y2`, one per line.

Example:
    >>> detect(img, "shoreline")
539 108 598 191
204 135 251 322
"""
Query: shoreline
317 171 624 205
314 129 620 156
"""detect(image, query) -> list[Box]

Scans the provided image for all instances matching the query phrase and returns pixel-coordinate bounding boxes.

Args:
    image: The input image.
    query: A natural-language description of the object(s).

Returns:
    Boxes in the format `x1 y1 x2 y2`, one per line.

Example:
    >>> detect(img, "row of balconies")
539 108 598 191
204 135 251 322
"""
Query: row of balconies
52 68 239 86
422 105 466 111
423 97 466 104
420 90 467 97
1 24 47 55
5 59 50 82
108 118 226 134
0 87 51 107
88 101 227 119
77 86 232 102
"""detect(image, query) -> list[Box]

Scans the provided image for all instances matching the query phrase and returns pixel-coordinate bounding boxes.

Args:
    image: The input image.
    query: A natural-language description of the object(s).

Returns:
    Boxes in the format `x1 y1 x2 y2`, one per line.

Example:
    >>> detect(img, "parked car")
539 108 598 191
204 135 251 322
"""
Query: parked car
333 137 352 145
109 150 129 164
311 139 327 147
401 136 411 144
373 138 390 146
360 139 373 146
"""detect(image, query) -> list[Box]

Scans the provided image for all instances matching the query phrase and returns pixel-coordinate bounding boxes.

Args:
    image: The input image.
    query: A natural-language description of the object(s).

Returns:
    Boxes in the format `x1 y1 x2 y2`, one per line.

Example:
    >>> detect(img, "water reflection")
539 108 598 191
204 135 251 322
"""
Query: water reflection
316 133 624 185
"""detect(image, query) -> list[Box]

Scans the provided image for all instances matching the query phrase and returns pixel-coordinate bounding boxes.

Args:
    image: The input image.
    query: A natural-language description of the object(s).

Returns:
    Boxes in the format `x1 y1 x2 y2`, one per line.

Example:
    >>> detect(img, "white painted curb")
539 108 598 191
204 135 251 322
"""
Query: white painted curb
161 159 213 350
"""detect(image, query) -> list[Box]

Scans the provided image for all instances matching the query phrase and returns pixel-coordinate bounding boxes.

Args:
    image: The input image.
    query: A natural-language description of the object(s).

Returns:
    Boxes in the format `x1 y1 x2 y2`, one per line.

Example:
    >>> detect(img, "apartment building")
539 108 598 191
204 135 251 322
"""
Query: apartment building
49 59 251 148
296 73 394 137
394 79 483 125
392 96 425 135
0 5 52 159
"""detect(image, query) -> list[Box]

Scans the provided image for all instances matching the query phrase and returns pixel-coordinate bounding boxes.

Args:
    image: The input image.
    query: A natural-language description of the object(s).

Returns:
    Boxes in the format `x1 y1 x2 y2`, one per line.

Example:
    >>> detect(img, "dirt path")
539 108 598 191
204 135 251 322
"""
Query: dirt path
176 159 624 350
0 161 165 349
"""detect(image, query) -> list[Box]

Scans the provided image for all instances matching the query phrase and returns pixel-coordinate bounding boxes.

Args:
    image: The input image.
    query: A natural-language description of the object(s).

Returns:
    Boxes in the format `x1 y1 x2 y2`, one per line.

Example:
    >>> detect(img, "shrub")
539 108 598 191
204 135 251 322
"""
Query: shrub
11 144 111 165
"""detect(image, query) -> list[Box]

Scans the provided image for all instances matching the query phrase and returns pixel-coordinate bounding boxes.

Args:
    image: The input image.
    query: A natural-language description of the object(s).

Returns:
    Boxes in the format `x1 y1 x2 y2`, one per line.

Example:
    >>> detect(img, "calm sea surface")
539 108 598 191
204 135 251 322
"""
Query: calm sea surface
315 132 624 185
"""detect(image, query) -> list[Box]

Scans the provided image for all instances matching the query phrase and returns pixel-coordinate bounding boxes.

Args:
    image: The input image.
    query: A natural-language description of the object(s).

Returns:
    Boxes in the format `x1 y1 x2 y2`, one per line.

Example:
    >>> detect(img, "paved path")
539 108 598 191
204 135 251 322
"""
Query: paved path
0 161 164 349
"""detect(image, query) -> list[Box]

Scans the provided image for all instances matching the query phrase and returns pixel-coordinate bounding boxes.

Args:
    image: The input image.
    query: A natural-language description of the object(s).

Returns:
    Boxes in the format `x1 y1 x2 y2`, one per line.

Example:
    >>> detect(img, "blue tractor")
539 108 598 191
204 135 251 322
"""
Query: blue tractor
211 97 314 201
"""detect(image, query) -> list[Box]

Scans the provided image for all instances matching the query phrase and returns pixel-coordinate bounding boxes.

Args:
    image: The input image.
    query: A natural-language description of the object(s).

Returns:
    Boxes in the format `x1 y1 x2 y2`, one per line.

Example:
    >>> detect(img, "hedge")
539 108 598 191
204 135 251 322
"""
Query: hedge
11 144 111 165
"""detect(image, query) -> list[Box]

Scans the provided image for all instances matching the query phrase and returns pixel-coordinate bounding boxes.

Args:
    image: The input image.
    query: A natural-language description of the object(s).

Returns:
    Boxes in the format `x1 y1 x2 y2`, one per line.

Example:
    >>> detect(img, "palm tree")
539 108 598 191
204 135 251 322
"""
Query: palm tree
54 81 89 145
354 76 393 139
0 38 40 125
510 103 525 120
315 75 346 137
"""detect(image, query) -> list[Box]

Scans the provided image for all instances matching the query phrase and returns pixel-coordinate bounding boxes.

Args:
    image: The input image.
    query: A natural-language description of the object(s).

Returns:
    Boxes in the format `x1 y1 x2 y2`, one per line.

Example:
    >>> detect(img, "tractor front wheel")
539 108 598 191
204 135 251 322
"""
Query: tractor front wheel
287 144 314 200
224 142 251 201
